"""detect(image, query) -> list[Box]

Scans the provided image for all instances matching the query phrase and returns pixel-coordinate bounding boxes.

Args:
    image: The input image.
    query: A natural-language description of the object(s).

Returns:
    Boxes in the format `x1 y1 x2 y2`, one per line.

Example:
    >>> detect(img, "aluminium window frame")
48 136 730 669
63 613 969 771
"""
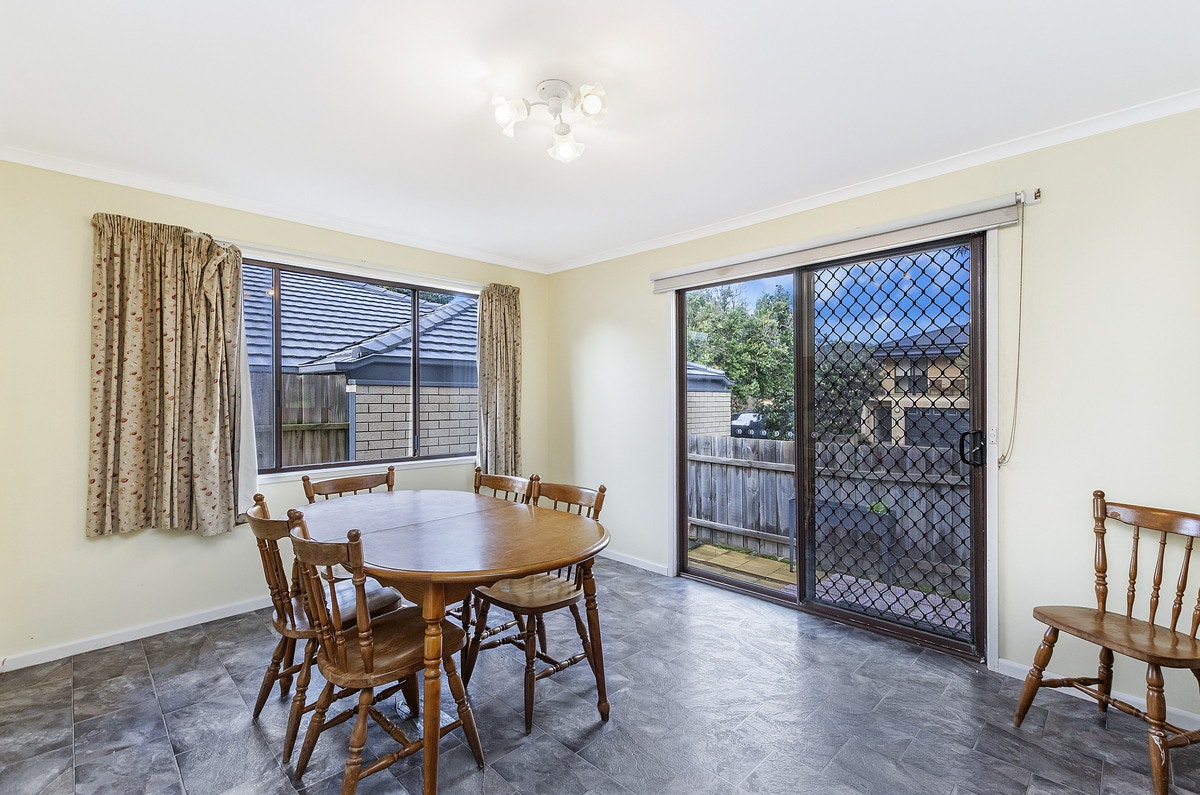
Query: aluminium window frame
245 257 479 475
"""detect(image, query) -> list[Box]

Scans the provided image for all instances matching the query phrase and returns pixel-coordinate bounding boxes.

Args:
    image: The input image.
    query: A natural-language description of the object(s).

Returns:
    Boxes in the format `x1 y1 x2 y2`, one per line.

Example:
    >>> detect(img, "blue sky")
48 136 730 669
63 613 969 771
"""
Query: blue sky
699 245 971 344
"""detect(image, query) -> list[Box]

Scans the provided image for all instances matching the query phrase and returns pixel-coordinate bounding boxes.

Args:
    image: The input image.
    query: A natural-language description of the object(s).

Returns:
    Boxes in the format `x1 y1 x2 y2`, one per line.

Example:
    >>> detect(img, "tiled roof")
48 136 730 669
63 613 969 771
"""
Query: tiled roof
242 265 477 376
872 323 968 360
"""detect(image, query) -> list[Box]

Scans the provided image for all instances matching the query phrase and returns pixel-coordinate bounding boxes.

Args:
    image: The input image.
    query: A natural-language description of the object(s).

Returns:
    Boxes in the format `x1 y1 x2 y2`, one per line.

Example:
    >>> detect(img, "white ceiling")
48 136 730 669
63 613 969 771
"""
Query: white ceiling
2 2 1199 273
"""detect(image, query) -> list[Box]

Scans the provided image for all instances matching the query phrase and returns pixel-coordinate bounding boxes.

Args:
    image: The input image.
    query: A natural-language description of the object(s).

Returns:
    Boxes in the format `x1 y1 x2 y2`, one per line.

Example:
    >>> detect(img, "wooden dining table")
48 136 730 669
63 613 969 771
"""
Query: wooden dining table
293 489 611 794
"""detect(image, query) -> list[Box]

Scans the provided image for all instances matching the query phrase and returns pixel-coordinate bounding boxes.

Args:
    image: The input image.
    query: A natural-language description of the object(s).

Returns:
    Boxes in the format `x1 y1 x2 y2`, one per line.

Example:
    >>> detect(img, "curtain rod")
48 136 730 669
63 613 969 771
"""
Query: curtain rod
650 193 1023 294
225 238 484 294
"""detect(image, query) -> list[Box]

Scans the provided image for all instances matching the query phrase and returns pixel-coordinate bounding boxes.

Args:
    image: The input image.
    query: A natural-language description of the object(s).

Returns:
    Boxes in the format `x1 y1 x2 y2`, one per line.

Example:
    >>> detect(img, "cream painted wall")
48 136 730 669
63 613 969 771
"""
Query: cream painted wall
547 110 1200 712
0 162 548 666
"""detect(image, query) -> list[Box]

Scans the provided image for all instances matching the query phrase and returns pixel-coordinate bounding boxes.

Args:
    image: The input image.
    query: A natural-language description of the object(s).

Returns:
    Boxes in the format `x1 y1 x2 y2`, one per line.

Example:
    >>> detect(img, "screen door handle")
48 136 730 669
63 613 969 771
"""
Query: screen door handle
958 430 986 467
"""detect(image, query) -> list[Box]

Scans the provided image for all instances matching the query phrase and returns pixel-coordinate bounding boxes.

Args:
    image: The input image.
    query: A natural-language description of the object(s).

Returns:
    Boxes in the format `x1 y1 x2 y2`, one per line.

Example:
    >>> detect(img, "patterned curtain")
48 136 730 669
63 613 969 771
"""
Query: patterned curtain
86 213 253 536
476 283 522 475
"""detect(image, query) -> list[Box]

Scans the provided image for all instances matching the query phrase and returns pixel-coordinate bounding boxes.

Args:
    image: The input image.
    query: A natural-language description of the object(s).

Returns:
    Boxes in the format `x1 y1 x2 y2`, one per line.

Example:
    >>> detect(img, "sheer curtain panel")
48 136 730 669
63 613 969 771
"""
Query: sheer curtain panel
87 213 253 537
476 283 522 475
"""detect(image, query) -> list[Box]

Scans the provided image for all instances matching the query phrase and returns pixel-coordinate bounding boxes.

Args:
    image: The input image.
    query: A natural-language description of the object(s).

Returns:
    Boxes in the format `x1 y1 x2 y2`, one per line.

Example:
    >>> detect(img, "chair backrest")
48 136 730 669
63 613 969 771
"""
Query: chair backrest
473 466 537 503
531 480 606 520
287 509 377 673
246 494 302 628
1093 489 1200 636
529 480 606 584
302 466 395 503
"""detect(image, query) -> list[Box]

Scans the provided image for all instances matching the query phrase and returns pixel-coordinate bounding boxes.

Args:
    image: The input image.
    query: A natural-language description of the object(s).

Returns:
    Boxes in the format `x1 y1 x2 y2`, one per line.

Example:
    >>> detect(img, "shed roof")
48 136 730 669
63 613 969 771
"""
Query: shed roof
685 362 733 392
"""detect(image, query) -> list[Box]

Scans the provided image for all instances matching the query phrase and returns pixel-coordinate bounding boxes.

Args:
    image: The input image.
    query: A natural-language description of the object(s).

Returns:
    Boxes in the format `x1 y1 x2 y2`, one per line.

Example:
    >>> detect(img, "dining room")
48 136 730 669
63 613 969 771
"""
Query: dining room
3 3 1200 794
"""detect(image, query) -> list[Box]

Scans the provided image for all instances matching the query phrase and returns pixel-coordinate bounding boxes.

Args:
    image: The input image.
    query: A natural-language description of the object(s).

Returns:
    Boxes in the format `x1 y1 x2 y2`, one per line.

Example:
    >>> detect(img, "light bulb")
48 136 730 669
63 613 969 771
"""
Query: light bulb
572 83 607 123
547 123 585 163
492 95 528 137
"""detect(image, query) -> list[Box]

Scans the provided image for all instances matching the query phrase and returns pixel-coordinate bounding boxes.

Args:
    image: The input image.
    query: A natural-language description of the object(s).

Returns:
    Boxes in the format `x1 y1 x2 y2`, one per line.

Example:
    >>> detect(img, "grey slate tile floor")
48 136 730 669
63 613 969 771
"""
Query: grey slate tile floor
2 559 1198 794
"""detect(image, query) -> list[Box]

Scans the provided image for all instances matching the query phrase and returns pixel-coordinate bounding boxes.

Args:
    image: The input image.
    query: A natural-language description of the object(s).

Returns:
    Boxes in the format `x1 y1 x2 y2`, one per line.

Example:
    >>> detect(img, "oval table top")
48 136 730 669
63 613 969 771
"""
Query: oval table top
292 489 610 584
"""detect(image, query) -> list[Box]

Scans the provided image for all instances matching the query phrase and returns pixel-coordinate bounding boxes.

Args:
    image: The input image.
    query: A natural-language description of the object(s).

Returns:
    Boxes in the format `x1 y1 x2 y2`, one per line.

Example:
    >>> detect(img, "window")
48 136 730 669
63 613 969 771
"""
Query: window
243 260 479 472
895 358 929 394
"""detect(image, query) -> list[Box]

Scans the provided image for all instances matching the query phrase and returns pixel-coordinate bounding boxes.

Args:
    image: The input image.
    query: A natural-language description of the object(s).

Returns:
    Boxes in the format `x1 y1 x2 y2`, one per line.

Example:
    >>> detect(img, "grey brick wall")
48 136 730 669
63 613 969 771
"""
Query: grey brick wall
686 391 732 435
354 384 478 459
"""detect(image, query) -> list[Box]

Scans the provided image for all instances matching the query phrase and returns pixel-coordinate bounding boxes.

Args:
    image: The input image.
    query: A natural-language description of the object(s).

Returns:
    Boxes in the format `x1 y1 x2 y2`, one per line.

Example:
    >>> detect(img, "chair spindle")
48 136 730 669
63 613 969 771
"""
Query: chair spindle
1127 526 1140 618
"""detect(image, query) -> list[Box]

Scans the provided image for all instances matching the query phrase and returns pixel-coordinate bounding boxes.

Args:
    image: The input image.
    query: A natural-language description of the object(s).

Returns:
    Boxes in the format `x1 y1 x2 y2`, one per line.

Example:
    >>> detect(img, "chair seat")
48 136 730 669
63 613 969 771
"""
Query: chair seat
1033 605 1200 667
316 607 468 689
273 580 402 637
475 572 583 613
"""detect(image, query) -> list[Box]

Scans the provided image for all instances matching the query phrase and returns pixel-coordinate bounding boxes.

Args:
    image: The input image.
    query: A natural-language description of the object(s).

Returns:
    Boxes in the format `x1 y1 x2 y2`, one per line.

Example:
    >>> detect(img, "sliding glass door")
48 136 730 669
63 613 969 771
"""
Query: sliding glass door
681 275 797 596
679 235 986 658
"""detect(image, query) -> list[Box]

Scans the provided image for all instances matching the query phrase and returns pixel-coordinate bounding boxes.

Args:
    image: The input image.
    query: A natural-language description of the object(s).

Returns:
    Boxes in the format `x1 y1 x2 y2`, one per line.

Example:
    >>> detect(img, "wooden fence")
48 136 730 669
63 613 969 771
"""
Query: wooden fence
685 434 972 572
685 435 796 555
281 373 349 466
251 372 350 468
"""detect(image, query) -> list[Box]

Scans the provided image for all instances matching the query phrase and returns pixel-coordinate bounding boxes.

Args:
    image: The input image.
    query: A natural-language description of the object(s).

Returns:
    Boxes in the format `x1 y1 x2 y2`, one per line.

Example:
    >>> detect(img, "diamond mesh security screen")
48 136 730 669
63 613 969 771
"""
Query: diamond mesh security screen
803 241 979 645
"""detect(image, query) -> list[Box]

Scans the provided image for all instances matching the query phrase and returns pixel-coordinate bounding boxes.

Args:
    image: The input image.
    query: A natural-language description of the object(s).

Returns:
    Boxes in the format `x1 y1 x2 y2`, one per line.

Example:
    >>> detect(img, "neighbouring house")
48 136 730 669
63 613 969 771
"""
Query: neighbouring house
242 266 479 466
861 323 970 447
684 361 733 435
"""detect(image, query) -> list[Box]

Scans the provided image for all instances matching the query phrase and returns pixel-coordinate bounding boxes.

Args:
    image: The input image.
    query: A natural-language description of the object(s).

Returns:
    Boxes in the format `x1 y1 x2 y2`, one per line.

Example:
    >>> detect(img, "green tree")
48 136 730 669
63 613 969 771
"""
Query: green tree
687 283 882 439
686 285 794 434
380 286 456 306
812 339 881 438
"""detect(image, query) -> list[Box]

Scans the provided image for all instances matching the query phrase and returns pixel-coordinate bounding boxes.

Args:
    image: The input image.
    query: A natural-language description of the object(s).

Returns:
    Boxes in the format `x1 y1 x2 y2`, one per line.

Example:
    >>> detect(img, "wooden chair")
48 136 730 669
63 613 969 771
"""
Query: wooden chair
463 479 607 732
302 466 395 503
1013 490 1200 795
473 466 537 503
287 509 484 792
245 495 402 762
456 468 539 632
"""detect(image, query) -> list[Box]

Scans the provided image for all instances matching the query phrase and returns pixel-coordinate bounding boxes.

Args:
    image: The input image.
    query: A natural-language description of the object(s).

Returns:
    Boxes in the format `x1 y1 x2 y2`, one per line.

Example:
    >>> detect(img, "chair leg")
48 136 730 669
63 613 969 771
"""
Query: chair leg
459 593 474 670
295 681 334 780
1014 626 1058 727
279 636 297 697
568 604 595 673
1097 647 1114 714
400 674 420 717
462 598 492 686
1146 663 1170 795
341 687 373 795
460 593 473 631
283 638 317 761
580 562 610 723
523 613 538 734
536 611 549 655
254 635 288 719
444 654 485 768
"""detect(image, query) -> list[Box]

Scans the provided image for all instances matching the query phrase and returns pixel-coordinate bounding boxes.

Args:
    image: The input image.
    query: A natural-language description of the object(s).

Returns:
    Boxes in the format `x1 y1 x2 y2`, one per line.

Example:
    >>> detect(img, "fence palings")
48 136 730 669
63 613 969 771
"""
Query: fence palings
685 435 970 566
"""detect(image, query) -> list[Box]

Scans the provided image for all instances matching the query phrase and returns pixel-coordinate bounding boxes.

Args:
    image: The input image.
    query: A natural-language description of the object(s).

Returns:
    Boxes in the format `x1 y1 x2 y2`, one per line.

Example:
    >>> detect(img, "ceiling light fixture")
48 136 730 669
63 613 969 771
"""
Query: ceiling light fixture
493 78 607 163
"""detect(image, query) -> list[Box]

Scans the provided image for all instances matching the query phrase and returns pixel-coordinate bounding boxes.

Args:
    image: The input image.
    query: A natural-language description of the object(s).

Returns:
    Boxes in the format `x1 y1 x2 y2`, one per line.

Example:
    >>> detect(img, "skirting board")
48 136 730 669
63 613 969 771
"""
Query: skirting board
1 594 272 674
997 658 1200 731
3 555 660 673
599 549 670 577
